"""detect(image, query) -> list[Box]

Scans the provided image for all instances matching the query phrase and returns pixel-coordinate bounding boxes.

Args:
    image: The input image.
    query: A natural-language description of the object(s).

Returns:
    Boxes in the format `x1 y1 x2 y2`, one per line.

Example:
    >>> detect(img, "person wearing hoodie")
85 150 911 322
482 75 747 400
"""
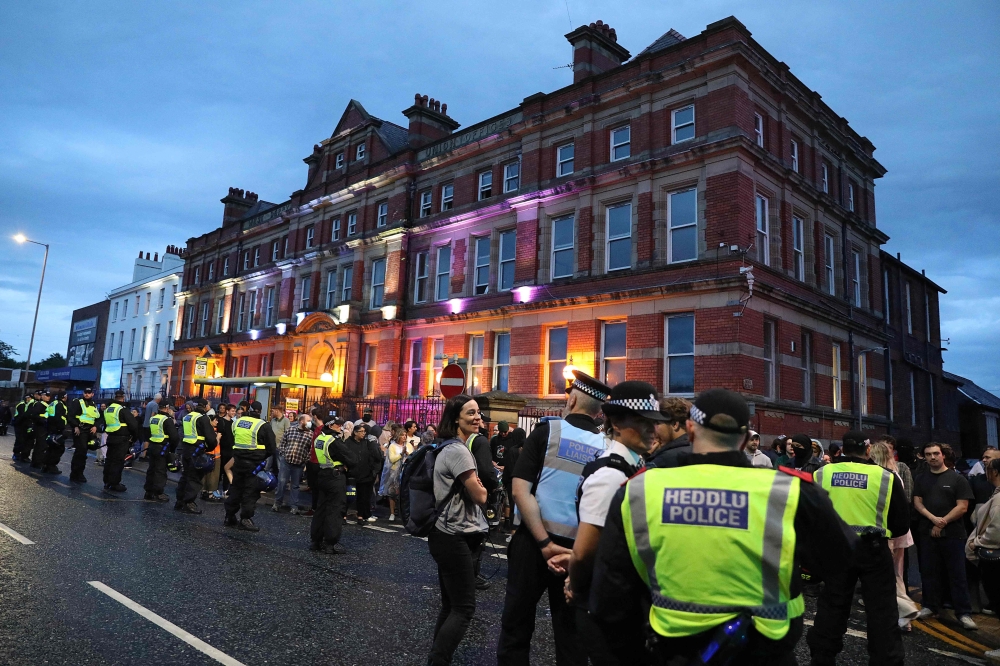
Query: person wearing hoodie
786 433 824 473
646 397 691 468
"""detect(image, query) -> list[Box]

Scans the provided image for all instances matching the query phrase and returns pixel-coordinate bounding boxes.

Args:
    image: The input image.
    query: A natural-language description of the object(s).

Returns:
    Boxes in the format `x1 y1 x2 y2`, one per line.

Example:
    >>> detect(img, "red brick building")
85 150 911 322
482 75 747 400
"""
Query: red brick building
171 16 955 448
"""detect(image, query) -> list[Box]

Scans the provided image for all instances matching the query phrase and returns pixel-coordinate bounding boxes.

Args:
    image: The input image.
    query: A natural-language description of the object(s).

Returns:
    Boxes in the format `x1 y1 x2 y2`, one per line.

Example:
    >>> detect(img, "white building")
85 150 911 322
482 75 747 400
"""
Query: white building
105 246 185 395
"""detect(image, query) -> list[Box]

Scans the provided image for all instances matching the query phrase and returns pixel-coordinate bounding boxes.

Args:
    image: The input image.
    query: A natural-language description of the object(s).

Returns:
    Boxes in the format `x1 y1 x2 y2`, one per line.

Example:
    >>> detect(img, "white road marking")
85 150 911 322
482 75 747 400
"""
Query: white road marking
404 534 429 542
87 582 246 666
802 618 866 639
927 648 988 665
491 553 508 560
363 525 397 533
0 521 34 545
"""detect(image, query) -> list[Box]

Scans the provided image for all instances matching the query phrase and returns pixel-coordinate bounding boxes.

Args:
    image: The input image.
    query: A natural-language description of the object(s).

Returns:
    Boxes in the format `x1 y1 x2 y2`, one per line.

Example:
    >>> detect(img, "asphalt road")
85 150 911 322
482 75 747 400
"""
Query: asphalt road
0 433 994 665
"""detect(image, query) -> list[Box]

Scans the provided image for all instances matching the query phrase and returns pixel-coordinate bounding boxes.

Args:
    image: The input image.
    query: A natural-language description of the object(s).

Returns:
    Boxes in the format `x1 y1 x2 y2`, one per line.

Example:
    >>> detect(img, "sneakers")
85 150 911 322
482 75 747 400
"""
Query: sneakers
104 484 127 493
475 575 490 591
959 615 978 630
271 503 282 512
238 518 259 532
144 492 170 502
70 475 87 484
181 502 203 515
323 544 345 555
915 607 935 620
898 618 911 632
388 513 395 522
367 516 377 522
211 490 224 501
290 507 300 516
985 648 1000 661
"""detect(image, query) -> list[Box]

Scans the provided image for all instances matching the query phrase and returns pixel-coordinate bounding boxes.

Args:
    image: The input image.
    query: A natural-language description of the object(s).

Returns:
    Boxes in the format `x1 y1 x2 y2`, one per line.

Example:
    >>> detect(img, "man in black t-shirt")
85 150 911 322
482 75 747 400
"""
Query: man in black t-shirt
913 442 976 629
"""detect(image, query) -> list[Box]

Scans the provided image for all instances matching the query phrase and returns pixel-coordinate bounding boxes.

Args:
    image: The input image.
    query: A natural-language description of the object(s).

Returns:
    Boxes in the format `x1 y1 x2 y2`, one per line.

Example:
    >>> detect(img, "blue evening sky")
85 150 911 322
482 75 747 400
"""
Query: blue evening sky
1 1 997 392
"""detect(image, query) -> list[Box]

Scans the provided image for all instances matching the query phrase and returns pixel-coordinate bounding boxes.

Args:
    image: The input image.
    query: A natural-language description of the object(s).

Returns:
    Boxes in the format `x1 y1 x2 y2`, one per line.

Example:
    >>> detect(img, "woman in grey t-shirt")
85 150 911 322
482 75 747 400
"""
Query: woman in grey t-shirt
427 394 488 666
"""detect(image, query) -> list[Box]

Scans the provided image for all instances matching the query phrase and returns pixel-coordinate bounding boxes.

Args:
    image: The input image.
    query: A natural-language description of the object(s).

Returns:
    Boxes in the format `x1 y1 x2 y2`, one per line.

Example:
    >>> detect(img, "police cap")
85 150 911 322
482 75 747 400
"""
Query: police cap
565 369 612 402
689 389 750 435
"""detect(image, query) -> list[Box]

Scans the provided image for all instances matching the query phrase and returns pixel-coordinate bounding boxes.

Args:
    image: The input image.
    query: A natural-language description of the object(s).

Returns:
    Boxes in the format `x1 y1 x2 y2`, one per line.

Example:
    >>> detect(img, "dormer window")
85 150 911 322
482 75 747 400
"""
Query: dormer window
355 143 365 161
335 153 344 169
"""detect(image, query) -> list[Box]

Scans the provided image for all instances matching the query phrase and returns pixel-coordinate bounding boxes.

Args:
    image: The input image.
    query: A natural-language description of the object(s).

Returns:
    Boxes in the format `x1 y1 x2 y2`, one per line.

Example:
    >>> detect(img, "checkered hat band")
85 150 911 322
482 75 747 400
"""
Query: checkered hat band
573 380 608 401
690 405 707 425
607 398 658 412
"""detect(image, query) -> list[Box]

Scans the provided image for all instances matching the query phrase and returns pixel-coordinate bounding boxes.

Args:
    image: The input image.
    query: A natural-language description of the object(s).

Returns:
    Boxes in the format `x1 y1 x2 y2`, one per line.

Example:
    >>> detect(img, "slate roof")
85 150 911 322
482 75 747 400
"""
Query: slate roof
637 29 687 57
376 121 410 155
240 200 279 219
945 371 1000 411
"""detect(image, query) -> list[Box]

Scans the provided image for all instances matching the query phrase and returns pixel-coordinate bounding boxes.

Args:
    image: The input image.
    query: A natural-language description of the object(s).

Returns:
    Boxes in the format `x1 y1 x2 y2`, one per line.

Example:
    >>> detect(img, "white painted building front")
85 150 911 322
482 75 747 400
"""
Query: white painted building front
105 246 185 395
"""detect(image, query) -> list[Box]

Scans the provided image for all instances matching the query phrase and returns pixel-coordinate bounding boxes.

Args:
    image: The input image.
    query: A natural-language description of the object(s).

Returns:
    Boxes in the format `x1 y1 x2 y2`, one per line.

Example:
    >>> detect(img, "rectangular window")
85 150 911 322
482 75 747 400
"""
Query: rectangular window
265 286 275 327
215 297 224 334
370 258 386 309
364 344 377 397
335 152 344 169
858 355 868 416
469 335 484 395
355 143 365 161
342 265 353 302
832 343 842 410
240 356 248 377
108 333 115 358
326 270 338 308
821 163 829 194
414 252 428 303
117 330 124 357
113 302 119 321
167 322 173 350
305 226 315 249
503 162 520 192
435 246 451 301
242 251 249 270
474 237 490 295
140 326 147 360
432 339 444 396
824 234 836 296
801 332 812 406
547 327 568 395
409 340 423 397
494 332 510 393
763 320 776 399
332 218 341 241
672 105 695 143
223 257 229 277
602 321 627 386
847 183 855 212
283 236 288 256
606 203 632 272
884 268 891 323
184 305 193 339
441 184 454 211
158 288 165 310
552 215 575 279
260 355 268 376
925 292 931 339
755 195 769 265
248 290 258 329
499 230 516 291
909 371 917 427
905 282 913 334
852 251 862 307
754 113 764 147
557 143 574 176
419 190 432 218
272 240 279 261
193 267 200 284
793 216 805 281
986 413 999 449
144 292 150 314
790 140 799 172
669 188 697 263
252 248 259 267
377 201 388 227
665 314 695 395
611 125 630 161
347 212 357 236
208 262 215 281
300 276 311 310
478 171 492 200
236 292 246 332
200 302 209 336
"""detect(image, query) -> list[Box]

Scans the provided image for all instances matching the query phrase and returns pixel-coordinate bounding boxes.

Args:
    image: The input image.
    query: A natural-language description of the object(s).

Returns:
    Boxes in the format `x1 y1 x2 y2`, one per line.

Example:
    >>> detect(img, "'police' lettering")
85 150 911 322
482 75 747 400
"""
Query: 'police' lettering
830 472 868 489
237 420 253 429
661 488 749 529
556 438 602 465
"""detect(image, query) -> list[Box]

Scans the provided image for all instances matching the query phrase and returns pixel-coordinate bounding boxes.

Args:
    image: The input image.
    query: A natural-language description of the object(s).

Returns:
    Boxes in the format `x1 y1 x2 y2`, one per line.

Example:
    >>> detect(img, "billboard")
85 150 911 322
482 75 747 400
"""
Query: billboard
70 316 99 345
100 359 124 390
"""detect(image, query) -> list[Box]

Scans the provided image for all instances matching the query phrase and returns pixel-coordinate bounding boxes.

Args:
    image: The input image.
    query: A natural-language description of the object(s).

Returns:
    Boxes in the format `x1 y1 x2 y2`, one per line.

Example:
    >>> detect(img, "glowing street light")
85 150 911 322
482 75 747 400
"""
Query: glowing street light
12 234 50 392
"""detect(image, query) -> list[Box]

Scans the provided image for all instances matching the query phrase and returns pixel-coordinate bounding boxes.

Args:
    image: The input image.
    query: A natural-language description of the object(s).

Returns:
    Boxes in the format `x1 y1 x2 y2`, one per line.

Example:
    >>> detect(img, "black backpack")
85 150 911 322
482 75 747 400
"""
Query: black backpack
575 453 639 520
400 439 463 537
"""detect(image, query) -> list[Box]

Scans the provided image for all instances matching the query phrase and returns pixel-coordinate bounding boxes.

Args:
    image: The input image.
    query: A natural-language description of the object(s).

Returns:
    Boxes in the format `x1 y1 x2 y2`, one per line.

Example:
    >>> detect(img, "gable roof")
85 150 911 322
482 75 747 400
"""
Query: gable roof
332 99 373 136
637 28 687 57
944 371 1000 411
330 99 410 156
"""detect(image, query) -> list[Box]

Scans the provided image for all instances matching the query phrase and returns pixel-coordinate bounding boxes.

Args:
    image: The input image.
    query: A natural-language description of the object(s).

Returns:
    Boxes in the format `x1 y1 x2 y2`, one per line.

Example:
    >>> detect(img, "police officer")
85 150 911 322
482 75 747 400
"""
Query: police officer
224 400 276 532
144 403 179 502
498 370 612 666
26 390 51 469
807 431 909 666
42 392 70 474
311 418 350 554
11 390 38 463
176 397 216 513
102 390 140 492
67 386 101 483
589 389 858 665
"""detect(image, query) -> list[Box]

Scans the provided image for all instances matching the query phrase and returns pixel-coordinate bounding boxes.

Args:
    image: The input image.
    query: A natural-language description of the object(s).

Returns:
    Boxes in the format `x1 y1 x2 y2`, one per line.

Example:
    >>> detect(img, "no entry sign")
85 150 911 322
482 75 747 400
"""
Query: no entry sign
439 364 466 399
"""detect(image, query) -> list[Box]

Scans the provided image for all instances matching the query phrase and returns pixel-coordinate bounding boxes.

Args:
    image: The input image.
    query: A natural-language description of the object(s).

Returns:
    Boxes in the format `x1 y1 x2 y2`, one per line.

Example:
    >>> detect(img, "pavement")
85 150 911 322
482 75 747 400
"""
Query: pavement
0 432 997 665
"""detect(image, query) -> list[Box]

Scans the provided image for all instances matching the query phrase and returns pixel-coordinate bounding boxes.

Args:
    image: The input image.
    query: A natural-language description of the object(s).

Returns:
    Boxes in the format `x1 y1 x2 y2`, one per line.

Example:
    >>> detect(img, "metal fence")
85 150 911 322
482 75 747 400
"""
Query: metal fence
517 405 563 433
311 396 448 428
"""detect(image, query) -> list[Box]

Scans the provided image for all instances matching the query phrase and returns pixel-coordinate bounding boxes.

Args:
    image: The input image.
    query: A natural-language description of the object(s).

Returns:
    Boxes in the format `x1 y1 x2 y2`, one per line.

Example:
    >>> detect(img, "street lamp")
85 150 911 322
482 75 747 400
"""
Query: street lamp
856 346 888 432
13 234 50 393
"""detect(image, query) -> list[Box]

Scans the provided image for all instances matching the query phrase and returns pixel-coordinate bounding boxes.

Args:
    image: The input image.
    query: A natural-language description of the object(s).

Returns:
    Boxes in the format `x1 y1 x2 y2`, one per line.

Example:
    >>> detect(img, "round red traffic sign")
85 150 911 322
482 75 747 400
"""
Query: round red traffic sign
439 364 466 399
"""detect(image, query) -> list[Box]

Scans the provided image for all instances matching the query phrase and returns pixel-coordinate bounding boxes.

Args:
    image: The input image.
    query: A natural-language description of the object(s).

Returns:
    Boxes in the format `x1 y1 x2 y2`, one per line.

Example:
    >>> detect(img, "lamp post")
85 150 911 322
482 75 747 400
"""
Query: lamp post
13 234 50 394
856 346 888 432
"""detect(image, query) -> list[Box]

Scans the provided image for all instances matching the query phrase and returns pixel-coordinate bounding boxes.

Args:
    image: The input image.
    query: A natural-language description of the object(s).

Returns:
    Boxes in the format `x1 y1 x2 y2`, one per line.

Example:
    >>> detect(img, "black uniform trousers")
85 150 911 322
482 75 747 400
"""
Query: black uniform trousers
144 442 170 494
71 428 94 479
498 529 583 666
311 467 347 545
13 423 32 459
176 444 207 506
225 453 265 520
30 427 48 467
43 430 67 469
103 432 131 487
807 535 904 666
354 478 374 520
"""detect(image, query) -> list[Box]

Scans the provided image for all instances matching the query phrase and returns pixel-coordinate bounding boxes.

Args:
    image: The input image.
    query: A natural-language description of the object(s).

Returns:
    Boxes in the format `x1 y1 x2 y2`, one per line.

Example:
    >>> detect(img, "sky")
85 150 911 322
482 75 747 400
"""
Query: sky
1 1 997 391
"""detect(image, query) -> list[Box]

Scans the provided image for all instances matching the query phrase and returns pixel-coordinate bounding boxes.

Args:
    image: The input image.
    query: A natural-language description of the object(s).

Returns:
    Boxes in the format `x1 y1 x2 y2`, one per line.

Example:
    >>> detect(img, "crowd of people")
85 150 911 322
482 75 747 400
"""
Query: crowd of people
6 379 1000 665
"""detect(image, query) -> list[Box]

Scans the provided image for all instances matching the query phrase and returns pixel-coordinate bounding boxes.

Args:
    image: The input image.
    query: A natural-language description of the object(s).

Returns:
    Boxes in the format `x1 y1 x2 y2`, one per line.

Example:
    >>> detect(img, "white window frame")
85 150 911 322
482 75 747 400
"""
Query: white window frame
377 201 388 227
441 183 454 211
325 270 338 309
414 251 428 304
247 289 257 329
364 344 377 397
664 313 695 396
858 355 868 416
847 182 855 212
253 247 260 267
755 195 769 265
408 340 423 397
801 332 812 406
332 217 341 241
342 265 353 302
108 332 115 358
763 320 776 399
821 163 829 193
493 331 510 393
668 188 698 264
335 152 344 169
606 202 632 272
474 237 490 295
503 162 520 193
852 250 862 307
478 171 492 200
610 125 631 161
370 258 386 309
792 216 805 281
469 335 484 395
419 190 432 218
832 343 842 411
986 413 999 449
236 293 246 332
601 321 627 387
242 251 249 270
193 267 200 284
435 245 451 301
557 143 574 177
113 301 119 322
208 262 215 281
265 286 275 327
272 240 279 261
216 297 225 334
300 275 311 310
546 327 568 396
498 230 516 292
347 212 357 236
355 143 365 161
672 105 695 143
223 257 229 277
199 302 209 336
824 234 836 295
754 113 764 147
431 338 445 396
790 139 799 172
305 226 315 249
551 215 575 280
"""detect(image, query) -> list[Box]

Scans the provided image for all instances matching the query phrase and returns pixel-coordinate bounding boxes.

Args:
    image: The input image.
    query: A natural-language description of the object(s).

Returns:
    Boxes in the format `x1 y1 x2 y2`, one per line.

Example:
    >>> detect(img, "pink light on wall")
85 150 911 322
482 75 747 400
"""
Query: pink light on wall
515 286 535 303
449 298 464 314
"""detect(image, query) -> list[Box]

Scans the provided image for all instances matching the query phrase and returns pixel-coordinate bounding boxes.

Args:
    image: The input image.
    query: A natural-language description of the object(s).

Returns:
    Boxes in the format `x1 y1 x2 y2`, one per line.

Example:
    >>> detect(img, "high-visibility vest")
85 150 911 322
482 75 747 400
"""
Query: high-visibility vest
149 414 168 443
45 401 66 426
232 416 266 450
182 412 204 444
77 399 99 425
533 418 607 540
104 404 124 433
814 462 894 538
622 465 804 641
314 433 344 469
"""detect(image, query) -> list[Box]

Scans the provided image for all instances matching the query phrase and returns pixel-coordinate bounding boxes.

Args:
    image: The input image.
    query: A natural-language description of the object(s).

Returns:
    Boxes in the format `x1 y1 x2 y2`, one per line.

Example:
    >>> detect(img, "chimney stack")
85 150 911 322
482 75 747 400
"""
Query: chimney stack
565 20 630 83
153 252 158 262
220 187 256 226
403 93 461 149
